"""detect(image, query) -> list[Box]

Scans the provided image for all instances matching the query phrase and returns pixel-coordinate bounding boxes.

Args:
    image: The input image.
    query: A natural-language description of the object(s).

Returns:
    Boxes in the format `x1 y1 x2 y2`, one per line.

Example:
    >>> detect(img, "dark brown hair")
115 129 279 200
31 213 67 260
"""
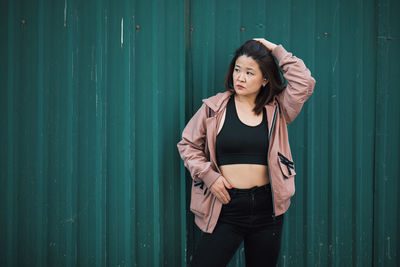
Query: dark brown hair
225 40 285 115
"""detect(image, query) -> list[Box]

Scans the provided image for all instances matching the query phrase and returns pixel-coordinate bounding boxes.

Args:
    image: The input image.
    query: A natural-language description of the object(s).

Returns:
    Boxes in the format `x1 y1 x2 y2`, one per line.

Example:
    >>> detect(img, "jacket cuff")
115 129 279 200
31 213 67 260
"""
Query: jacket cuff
271 44 288 63
201 167 221 188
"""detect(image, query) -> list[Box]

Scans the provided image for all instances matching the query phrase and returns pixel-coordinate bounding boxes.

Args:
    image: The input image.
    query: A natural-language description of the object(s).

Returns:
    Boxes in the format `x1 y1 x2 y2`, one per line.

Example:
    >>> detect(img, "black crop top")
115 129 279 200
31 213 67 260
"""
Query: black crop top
216 96 269 166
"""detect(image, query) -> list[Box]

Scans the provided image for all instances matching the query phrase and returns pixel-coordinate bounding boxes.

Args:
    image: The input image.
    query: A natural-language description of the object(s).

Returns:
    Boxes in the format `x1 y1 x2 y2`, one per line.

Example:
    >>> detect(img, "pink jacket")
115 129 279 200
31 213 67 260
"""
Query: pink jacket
177 45 316 233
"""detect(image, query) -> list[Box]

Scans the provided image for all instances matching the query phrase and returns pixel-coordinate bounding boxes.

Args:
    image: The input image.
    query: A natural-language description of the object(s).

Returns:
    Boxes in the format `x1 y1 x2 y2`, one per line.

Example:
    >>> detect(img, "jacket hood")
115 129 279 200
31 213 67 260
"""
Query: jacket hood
202 91 233 112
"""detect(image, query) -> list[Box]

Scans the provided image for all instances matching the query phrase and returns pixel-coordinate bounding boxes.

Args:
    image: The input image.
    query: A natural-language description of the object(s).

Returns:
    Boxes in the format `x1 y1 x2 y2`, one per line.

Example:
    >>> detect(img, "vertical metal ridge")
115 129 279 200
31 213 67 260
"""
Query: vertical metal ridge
351 1 362 265
330 1 341 266
65 0 75 264
354 2 362 265
129 0 137 266
374 0 389 264
352 0 362 264
102 4 109 267
37 0 45 266
13 0 23 266
95 0 105 266
6 0 15 266
181 0 192 265
122 1 132 265
151 0 161 266
362 0 378 264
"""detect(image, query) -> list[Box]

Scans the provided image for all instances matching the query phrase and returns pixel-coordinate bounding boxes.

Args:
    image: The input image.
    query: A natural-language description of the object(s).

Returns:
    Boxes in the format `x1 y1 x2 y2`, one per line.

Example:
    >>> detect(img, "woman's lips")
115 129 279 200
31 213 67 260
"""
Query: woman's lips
237 85 244 89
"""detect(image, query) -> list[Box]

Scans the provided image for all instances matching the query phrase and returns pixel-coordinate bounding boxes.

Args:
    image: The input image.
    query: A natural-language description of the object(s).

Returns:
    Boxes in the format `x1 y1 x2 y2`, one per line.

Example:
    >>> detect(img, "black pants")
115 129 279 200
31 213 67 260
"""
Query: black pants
190 184 284 267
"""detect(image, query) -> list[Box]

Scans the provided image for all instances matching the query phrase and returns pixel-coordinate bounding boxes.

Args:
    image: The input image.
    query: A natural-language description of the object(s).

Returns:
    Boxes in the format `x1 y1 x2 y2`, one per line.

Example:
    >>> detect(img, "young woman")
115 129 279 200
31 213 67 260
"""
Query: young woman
177 38 316 267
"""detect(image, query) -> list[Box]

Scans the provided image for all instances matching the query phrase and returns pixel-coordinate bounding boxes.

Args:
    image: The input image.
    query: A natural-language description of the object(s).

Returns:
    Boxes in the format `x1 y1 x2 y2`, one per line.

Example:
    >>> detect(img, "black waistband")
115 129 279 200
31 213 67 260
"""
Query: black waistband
228 183 271 195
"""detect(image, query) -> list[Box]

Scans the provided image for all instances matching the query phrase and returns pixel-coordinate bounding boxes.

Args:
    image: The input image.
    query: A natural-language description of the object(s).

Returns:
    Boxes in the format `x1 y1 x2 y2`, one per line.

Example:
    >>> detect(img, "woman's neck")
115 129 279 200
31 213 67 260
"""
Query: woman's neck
234 94 257 110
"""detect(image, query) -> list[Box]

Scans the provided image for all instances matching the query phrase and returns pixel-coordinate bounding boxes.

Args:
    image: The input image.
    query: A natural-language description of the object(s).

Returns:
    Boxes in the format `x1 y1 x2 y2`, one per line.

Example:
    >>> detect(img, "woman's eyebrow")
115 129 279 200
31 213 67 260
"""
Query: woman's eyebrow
235 64 255 71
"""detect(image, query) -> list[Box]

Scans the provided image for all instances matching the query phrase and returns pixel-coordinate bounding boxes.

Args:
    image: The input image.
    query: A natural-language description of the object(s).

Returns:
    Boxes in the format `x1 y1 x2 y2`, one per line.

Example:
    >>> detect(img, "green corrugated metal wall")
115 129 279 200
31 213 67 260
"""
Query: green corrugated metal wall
0 0 186 266
0 0 398 266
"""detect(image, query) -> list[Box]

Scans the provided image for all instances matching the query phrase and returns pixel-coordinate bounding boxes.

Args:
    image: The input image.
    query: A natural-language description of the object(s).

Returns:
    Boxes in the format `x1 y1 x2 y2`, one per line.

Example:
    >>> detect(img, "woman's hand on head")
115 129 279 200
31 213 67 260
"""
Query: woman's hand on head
253 38 278 51
210 176 232 204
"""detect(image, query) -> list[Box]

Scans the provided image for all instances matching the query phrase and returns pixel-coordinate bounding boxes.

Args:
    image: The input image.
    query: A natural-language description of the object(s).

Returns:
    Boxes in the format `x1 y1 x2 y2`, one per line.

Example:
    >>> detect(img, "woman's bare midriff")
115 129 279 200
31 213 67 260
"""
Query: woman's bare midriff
219 164 269 189
216 97 270 189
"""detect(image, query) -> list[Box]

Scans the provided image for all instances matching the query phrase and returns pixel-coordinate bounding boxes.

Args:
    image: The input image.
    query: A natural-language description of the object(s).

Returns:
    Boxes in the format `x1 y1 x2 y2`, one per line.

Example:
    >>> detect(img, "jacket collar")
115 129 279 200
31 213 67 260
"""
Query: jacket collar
202 91 233 112
203 91 281 133
202 90 278 112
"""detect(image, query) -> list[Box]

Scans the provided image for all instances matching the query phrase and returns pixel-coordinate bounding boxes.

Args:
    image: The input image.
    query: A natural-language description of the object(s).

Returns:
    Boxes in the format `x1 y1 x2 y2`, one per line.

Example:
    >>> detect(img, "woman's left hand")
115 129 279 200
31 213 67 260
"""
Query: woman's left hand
253 38 278 51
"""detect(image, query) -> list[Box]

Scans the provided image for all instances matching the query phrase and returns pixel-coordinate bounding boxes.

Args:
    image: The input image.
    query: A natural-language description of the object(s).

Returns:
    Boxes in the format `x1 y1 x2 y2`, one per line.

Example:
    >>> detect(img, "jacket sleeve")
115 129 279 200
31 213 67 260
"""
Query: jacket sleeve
272 45 316 124
177 103 221 188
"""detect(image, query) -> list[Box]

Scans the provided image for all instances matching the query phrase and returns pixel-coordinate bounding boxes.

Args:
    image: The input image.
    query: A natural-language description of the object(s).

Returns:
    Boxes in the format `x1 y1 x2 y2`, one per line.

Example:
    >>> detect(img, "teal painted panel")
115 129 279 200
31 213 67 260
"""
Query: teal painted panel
0 0 186 266
374 0 400 266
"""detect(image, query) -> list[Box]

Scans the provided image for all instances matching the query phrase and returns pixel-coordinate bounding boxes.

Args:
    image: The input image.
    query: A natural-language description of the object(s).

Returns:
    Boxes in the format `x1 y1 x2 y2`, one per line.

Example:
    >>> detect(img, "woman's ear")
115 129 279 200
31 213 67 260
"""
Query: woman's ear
263 78 269 87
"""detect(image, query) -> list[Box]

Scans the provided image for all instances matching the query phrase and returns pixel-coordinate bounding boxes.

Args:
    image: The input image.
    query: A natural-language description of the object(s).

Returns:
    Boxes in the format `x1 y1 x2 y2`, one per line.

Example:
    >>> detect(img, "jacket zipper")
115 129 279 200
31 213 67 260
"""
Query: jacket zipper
205 107 220 232
267 106 278 218
205 197 217 232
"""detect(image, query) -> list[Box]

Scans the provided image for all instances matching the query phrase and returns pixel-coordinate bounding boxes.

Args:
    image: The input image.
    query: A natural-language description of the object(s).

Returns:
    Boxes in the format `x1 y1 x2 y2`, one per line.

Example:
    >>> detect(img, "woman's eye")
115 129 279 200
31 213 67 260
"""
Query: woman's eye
234 68 239 72
247 72 253 75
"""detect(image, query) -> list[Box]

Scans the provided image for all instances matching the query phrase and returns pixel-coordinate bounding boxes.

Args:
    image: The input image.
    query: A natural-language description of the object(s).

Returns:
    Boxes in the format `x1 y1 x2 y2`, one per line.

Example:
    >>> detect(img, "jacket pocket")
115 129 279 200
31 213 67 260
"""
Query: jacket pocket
190 181 210 217
193 180 208 195
277 152 296 179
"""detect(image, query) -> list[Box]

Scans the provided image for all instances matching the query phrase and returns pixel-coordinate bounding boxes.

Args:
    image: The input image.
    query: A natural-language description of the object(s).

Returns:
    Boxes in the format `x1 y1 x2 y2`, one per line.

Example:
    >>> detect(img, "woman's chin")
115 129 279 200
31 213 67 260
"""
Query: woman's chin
233 89 260 100
234 87 245 94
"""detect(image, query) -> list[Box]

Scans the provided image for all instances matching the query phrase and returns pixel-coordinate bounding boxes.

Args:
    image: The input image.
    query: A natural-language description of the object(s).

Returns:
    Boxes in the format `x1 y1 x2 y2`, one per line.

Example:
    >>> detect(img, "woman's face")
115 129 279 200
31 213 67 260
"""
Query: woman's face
232 55 267 98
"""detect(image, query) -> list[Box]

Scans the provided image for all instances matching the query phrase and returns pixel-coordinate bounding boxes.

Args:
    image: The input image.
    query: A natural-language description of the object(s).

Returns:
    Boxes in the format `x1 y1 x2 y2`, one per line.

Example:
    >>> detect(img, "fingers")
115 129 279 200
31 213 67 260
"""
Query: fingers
253 38 276 51
216 188 230 204
253 38 267 44
222 178 232 189
210 177 232 204
253 38 268 49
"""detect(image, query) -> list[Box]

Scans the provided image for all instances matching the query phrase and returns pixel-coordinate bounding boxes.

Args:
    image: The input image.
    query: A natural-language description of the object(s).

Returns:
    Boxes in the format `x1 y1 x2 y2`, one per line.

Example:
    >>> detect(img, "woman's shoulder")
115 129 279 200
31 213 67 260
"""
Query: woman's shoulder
202 91 232 112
